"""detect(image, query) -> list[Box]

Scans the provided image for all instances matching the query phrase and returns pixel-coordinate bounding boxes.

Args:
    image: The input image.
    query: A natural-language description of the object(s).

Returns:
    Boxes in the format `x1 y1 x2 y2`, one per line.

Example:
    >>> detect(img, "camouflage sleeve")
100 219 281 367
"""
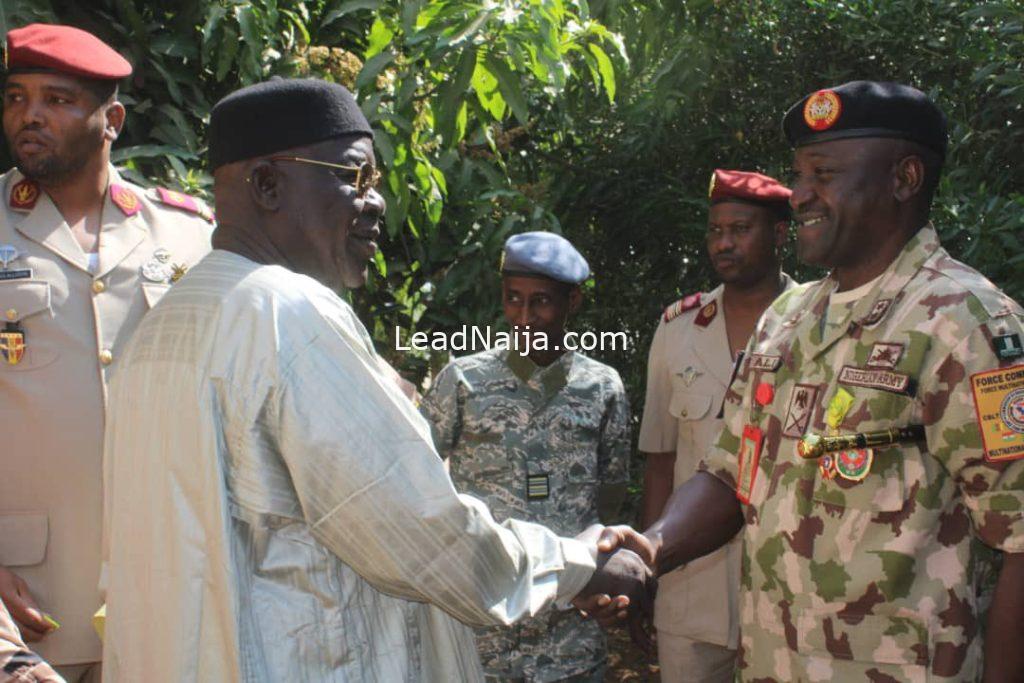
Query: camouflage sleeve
597 372 631 485
418 361 464 461
923 319 1024 552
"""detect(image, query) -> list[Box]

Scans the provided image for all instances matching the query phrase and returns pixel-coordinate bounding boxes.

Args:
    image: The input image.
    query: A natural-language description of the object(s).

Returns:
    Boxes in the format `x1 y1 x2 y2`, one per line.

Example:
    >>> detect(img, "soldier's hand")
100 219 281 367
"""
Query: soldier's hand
0 565 54 642
572 546 657 655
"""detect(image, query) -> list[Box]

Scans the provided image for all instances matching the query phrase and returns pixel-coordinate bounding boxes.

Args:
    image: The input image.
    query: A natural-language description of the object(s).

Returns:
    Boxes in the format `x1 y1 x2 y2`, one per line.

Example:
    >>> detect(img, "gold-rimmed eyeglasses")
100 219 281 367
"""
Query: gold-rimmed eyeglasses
267 156 382 197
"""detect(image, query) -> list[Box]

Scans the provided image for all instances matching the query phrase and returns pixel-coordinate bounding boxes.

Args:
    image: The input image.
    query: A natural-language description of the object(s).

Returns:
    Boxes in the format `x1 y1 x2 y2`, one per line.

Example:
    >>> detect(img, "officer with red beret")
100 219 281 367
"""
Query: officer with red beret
637 169 799 682
0 24 213 681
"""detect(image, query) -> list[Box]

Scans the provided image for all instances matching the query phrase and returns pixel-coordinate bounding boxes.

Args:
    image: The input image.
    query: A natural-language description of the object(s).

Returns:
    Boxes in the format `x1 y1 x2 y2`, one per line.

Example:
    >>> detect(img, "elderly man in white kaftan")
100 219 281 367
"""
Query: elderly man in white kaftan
100 79 652 682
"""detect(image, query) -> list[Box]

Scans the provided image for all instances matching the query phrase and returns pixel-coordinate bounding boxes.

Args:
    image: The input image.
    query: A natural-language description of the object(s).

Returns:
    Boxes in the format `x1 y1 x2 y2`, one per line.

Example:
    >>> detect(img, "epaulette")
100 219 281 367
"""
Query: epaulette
152 187 215 223
663 292 702 323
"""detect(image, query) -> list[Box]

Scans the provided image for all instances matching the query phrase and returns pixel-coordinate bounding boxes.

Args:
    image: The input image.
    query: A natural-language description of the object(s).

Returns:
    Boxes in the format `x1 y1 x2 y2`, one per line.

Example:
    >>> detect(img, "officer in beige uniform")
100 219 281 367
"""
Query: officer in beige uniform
0 24 212 681
639 170 794 682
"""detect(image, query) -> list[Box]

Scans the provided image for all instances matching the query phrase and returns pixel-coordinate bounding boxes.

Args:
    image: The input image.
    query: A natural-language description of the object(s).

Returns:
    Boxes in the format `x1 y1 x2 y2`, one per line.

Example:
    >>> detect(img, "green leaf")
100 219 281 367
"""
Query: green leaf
111 145 197 163
216 25 240 82
201 5 227 65
356 50 395 90
150 59 183 106
322 0 382 27
436 47 478 144
484 55 529 124
366 18 395 59
471 61 506 120
236 5 261 49
587 43 616 102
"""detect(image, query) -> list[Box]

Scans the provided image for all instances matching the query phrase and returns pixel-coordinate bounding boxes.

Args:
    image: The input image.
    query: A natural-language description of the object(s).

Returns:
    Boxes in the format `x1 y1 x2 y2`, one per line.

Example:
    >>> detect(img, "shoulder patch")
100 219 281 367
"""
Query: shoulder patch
154 187 215 223
663 292 702 322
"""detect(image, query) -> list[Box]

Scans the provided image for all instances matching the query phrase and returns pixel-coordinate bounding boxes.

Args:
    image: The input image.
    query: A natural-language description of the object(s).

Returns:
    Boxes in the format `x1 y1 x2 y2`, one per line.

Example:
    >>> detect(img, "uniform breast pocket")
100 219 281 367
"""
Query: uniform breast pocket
0 280 57 371
668 379 714 423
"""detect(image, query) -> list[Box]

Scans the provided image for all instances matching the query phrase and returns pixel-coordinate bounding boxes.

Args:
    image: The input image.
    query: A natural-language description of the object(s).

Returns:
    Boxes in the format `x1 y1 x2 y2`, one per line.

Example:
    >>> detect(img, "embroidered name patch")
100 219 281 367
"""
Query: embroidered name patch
971 364 1024 462
748 353 782 372
838 365 910 394
783 384 818 438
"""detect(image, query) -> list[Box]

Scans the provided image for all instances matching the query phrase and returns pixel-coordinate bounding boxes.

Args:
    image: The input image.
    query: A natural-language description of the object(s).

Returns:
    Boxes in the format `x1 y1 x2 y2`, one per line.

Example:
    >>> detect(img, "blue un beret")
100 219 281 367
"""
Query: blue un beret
501 232 590 285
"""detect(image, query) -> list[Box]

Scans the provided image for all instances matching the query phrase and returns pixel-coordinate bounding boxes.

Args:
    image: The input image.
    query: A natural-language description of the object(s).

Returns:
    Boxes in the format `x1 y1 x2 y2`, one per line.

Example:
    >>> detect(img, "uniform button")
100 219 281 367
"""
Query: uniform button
99 349 114 365
680 409 688 418
5 308 16 321
92 280 106 294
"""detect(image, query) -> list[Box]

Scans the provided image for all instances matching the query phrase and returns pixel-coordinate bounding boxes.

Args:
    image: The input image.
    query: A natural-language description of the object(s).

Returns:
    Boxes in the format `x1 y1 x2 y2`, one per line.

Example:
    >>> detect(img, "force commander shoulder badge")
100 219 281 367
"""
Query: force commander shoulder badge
155 187 215 223
663 292 702 323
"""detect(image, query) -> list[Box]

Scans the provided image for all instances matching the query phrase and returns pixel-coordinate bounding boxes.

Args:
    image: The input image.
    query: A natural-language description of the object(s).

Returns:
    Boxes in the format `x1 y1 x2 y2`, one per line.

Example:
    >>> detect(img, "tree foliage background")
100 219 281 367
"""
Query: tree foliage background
2 0 1022 514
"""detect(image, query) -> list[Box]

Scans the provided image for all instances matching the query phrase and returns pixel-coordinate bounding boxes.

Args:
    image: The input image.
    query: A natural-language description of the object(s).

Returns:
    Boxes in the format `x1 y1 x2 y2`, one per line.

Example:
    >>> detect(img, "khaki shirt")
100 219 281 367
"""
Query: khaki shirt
701 225 1024 681
639 278 795 646
0 166 213 665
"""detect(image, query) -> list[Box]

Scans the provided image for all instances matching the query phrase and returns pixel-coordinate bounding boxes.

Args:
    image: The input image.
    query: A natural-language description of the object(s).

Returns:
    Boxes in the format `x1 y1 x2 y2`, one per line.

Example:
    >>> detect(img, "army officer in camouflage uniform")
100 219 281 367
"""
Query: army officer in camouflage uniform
420 232 630 682
595 81 1024 681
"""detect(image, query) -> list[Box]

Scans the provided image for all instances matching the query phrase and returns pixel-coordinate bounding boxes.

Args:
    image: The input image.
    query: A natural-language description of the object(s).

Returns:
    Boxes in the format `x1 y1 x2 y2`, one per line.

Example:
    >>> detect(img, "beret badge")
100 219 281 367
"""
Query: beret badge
803 89 842 131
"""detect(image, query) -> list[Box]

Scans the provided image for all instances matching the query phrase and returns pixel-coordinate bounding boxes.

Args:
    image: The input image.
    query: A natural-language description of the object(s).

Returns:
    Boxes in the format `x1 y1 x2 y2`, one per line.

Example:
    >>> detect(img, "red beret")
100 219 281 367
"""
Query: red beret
708 169 791 208
5 24 132 80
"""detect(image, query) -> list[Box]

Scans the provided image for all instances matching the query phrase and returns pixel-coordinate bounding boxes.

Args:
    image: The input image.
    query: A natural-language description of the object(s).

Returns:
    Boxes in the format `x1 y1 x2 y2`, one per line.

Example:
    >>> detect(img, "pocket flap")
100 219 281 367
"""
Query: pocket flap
0 513 49 566
797 609 929 667
0 281 51 322
142 282 171 308
668 386 712 422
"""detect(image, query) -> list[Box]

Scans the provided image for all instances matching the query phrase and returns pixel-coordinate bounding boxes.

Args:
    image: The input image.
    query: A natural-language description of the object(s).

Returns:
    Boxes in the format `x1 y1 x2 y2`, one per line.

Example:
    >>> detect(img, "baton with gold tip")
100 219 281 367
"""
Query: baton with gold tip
796 425 925 460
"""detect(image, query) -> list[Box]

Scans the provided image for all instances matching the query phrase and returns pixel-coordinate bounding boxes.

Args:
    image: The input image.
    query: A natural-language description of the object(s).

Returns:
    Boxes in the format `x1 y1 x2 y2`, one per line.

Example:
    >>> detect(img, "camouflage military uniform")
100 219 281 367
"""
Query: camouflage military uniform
700 225 1024 682
421 348 630 682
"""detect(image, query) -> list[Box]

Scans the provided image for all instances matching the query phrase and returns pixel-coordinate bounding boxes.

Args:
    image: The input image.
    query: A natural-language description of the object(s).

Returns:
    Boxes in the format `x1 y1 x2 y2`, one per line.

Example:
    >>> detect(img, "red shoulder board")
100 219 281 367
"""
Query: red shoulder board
695 300 718 327
663 292 702 323
109 183 141 217
9 179 40 212
155 187 215 223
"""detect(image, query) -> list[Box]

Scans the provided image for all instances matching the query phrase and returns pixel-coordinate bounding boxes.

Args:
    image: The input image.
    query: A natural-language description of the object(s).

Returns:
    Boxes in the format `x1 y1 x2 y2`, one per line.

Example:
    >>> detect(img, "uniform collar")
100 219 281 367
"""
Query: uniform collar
804 224 941 357
504 348 575 399
8 165 147 276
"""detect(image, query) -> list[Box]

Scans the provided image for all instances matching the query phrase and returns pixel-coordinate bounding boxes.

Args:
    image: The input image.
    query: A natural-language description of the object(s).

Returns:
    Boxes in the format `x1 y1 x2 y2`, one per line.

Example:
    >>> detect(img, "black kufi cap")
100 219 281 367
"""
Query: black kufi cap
208 78 374 169
783 81 947 158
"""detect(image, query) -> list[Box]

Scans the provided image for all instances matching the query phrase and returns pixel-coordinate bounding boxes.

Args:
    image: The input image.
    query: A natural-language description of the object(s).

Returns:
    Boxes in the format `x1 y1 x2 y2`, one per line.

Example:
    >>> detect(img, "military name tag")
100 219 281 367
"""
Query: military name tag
748 353 782 372
0 269 32 281
736 424 763 504
527 473 550 500
838 365 910 394
971 364 1024 462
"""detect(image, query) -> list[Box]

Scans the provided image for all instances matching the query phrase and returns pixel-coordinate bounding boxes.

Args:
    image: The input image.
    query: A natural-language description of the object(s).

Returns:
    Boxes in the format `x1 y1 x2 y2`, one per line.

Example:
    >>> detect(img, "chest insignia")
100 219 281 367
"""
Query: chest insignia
782 383 818 439
866 342 904 369
679 366 701 386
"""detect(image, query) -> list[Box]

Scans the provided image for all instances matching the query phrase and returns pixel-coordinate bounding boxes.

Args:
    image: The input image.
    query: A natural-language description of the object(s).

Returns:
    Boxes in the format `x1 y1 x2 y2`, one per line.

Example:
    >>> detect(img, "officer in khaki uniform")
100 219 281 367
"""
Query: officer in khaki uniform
639 170 794 682
0 24 213 680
